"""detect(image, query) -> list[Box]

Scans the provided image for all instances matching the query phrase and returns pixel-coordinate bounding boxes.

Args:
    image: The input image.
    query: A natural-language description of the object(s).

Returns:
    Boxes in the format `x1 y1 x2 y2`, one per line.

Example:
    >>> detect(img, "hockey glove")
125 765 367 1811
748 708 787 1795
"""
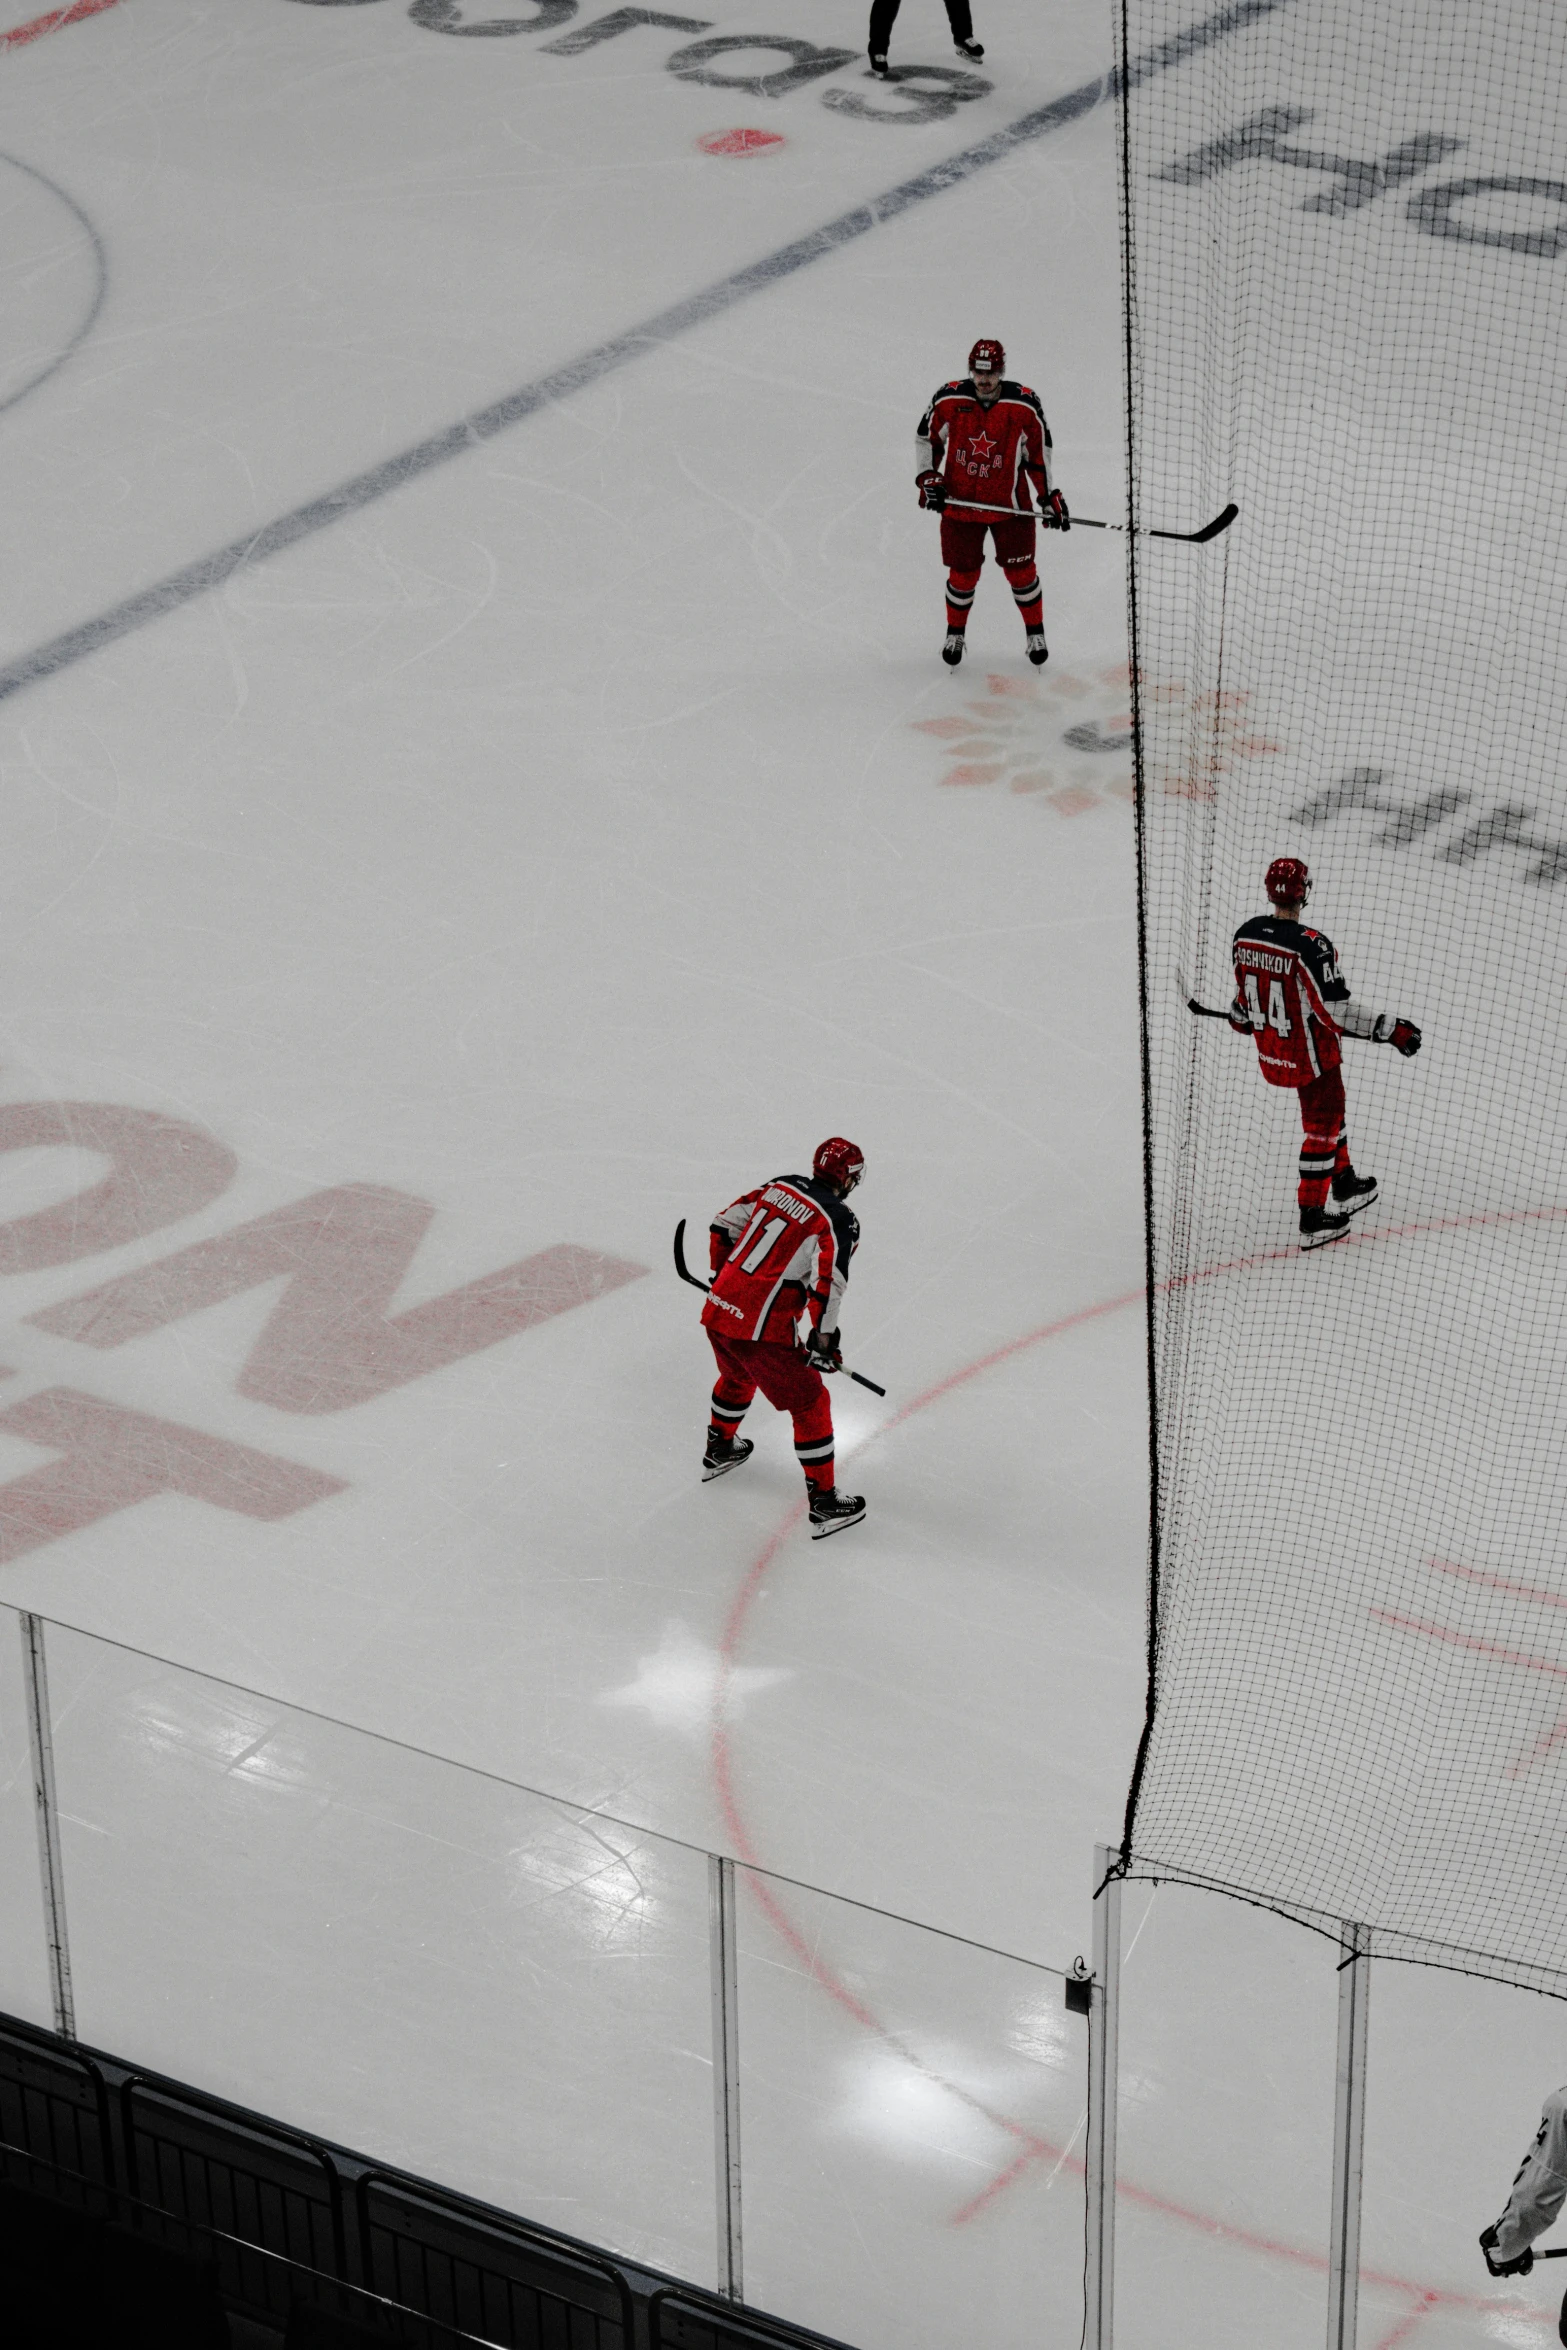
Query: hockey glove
1387 1018 1422 1057
1480 2226 1533 2278
917 470 947 513
1044 488 1070 531
806 1328 844 1375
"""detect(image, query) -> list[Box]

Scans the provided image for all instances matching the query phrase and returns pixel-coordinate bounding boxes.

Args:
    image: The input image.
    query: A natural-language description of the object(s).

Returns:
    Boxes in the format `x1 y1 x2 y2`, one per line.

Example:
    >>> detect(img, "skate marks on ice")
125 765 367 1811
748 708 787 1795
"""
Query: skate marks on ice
0 0 1288 706
704 1218 1567 2345
0 1098 645 1566
910 665 1280 812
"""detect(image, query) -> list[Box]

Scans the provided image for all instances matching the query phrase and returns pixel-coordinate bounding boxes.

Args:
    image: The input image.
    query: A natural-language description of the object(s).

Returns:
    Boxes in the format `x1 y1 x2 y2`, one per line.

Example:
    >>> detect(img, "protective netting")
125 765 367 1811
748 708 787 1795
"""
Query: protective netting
1117 0 1567 1992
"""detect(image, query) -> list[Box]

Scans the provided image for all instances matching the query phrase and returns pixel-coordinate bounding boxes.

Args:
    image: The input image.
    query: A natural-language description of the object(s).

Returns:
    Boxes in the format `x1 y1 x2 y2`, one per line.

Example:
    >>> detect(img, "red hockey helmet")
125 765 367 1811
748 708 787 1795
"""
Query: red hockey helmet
1265 856 1311 906
968 338 1005 379
813 1137 865 1193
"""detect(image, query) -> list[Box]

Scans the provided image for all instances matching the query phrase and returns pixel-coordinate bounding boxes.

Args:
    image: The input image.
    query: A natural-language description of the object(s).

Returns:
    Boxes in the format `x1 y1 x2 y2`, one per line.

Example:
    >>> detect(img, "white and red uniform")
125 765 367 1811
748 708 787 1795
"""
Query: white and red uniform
703 1173 858 1491
1488 2086 1567 2265
1228 914 1387 1210
917 376 1052 635
918 377 1053 523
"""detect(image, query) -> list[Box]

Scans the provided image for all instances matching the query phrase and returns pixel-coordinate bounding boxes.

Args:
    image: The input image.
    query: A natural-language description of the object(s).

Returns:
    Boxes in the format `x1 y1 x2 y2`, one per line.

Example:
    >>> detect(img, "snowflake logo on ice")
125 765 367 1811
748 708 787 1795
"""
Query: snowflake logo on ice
909 667 1281 813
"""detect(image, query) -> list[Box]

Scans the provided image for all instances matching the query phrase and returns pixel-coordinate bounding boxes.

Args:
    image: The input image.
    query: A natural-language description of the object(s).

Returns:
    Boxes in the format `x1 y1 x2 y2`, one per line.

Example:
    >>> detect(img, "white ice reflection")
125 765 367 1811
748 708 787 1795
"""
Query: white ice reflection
599 1620 790 1741
834 2041 1028 2173
1007 1991 1073 2070
507 1812 667 1955
1483 2311 1555 2347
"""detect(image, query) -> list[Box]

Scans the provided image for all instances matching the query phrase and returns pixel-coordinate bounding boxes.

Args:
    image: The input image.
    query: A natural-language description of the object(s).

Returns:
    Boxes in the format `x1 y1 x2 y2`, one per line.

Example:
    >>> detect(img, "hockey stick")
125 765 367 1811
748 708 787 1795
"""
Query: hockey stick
1175 964 1233 1021
674 1220 887 1397
942 497 1238 544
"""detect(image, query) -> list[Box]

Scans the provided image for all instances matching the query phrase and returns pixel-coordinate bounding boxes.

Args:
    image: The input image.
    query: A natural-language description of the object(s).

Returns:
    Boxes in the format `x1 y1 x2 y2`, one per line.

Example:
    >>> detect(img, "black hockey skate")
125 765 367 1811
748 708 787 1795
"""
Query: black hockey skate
868 47 889 73
1331 1169 1378 1218
809 1487 867 1540
942 630 966 667
955 35 984 57
1025 629 1048 666
1299 1204 1352 1252
703 1434 755 1482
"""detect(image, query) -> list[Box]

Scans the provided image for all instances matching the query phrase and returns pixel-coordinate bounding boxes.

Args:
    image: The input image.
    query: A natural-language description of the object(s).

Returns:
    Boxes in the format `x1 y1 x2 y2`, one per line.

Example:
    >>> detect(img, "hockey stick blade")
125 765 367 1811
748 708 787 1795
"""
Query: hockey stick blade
1187 501 1239 543
943 495 1237 542
673 1218 711 1294
1072 500 1238 543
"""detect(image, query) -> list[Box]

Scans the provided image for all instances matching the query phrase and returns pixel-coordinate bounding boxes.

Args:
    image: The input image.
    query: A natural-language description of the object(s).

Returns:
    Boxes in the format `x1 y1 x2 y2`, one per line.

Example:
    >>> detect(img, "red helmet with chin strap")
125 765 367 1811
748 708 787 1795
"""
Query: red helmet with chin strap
813 1137 865 1192
968 338 1005 379
1265 856 1311 907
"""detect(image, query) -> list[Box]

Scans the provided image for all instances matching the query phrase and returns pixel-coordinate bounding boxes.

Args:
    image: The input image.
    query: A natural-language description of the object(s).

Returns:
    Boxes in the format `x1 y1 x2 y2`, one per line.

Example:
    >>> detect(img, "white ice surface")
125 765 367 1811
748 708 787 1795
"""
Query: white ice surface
0 4 1560 2348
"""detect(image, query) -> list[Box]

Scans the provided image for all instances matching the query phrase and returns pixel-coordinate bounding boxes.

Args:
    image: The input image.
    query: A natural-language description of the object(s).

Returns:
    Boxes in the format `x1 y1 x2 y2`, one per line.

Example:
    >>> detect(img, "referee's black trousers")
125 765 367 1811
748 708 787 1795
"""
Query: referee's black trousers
868 0 976 52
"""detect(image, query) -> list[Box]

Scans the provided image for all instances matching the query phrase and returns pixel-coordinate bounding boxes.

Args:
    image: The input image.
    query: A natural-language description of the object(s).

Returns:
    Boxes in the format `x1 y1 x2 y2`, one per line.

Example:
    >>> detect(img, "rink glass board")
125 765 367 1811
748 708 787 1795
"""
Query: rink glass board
1118 0 1567 1993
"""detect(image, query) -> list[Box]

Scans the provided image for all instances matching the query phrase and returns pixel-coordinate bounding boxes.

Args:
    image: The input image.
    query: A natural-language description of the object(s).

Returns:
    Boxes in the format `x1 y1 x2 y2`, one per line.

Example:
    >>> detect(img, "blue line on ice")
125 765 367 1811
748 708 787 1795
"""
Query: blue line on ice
0 0 1291 705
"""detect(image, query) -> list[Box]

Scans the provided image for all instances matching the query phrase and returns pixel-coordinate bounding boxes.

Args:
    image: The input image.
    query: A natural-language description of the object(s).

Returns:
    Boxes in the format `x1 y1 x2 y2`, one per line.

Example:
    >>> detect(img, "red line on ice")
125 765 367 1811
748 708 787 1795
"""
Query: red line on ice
1 0 122 51
1370 1608 1567 1681
707 1198 1567 2320
1428 1554 1567 1612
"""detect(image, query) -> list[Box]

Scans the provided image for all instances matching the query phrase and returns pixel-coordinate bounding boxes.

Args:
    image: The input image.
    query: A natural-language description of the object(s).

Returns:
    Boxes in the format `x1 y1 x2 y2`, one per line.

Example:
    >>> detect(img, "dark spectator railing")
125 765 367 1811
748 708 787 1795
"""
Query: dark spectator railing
0 2006 858 2350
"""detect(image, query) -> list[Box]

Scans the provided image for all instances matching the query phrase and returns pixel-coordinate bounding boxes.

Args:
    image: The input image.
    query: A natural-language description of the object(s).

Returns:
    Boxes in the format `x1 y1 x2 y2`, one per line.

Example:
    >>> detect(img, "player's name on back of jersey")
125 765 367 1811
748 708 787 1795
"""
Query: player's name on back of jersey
761 1184 816 1225
283 0 991 130
1292 769 1567 886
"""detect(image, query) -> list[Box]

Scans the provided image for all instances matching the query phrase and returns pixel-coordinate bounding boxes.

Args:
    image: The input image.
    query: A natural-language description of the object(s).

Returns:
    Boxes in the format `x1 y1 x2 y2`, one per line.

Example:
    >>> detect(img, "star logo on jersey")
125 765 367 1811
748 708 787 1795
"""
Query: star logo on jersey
967 431 996 464
909 667 1282 813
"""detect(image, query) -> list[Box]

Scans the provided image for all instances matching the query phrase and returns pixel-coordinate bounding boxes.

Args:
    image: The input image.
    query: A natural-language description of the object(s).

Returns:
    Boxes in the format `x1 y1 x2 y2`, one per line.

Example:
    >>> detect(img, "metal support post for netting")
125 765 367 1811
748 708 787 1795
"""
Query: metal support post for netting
1327 1924 1371 2350
21 1613 75 2041
1086 1843 1122 2350
709 1852 743 2302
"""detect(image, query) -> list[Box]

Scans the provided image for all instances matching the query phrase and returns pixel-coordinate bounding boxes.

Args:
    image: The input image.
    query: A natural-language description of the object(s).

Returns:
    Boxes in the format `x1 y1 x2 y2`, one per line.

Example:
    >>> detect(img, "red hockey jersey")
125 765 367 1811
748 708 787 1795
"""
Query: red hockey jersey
1229 915 1350 1086
916 377 1052 516
703 1173 858 1347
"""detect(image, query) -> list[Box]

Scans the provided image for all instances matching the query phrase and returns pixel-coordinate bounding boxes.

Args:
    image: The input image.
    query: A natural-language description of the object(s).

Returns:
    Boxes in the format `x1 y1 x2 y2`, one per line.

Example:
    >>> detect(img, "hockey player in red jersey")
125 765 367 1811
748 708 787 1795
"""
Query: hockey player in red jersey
916 338 1068 669
701 1139 868 1539
1230 858 1422 1250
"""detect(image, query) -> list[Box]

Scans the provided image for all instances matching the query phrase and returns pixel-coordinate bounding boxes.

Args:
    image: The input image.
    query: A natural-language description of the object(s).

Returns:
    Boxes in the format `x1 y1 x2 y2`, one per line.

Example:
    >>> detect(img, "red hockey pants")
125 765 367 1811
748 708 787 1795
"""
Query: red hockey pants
938 513 1042 636
707 1334 835 1493
1295 1066 1350 1209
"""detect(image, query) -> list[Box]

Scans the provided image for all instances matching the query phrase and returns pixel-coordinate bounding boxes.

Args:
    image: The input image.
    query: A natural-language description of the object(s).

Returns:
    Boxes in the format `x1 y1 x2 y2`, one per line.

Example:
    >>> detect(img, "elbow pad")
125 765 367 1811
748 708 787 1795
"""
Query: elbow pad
1335 997 1381 1041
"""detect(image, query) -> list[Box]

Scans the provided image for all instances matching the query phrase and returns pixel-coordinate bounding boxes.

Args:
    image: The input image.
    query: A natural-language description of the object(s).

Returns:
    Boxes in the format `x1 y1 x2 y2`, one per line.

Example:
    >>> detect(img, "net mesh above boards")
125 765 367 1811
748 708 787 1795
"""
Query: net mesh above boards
1117 0 1567 1992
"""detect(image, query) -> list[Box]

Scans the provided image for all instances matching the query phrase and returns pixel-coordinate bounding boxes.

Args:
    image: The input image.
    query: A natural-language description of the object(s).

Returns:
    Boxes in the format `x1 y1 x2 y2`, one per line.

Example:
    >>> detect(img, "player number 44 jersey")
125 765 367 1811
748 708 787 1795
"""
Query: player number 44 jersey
703 1175 857 1347
1230 915 1351 1086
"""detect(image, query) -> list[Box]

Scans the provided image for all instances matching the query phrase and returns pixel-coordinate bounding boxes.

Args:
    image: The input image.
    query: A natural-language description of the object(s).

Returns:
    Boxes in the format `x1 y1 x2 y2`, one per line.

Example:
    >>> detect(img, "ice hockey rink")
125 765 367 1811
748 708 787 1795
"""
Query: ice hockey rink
0 3 1563 2346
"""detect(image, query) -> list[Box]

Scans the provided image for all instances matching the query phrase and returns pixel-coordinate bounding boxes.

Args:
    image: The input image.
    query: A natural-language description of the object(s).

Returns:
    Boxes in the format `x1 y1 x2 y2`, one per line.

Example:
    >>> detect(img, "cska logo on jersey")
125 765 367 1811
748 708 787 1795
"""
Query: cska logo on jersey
967 430 997 476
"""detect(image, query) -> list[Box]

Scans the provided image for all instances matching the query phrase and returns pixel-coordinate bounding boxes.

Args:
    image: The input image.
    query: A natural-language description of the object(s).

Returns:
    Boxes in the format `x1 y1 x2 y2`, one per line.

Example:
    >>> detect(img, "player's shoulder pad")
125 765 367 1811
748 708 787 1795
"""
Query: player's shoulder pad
1233 914 1273 945
931 379 968 400
793 1174 859 1262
